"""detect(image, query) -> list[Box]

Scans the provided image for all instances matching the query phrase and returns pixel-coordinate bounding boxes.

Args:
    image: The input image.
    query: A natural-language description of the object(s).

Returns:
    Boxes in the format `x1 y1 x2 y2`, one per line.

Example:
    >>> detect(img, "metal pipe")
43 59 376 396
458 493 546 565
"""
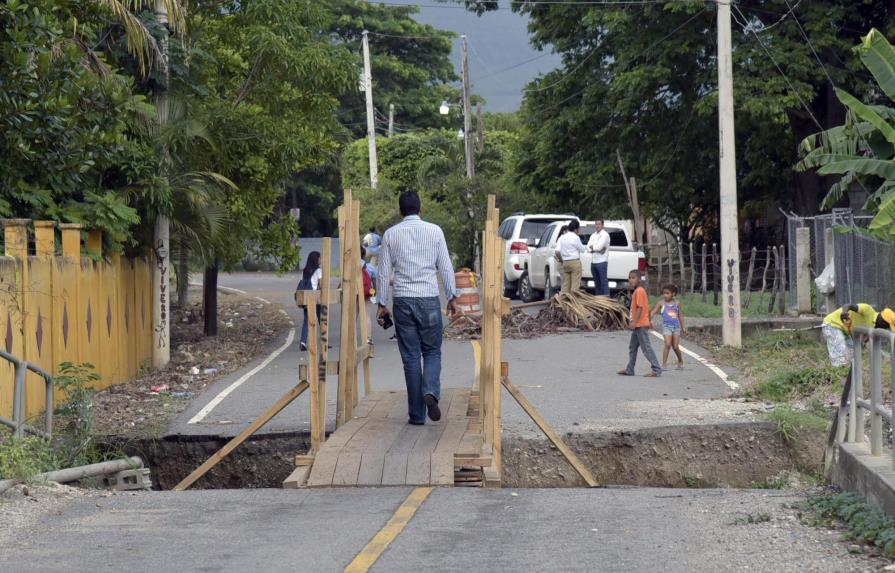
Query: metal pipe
36 457 143 484
12 362 25 437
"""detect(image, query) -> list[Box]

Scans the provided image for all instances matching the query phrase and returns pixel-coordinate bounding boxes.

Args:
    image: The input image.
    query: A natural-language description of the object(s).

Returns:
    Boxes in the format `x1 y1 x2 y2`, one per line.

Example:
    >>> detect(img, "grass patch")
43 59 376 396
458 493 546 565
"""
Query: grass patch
0 430 56 481
733 512 771 525
799 492 895 557
673 291 782 319
767 405 829 443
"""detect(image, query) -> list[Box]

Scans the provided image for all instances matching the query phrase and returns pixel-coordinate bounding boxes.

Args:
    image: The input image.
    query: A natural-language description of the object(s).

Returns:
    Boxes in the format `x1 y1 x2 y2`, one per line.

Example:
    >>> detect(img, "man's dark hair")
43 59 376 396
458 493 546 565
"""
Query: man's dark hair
594 217 604 225
399 192 421 217
369 226 377 233
568 220 580 232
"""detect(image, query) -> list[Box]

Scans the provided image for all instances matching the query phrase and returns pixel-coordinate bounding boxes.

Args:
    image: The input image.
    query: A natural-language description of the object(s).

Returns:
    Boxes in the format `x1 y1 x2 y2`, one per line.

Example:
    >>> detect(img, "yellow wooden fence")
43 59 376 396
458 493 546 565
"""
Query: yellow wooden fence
0 220 154 421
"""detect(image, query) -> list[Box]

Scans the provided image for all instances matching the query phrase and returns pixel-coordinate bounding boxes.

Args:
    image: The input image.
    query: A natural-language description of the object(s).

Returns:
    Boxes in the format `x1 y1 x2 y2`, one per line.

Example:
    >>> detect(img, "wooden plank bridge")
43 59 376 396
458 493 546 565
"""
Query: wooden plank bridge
174 191 596 492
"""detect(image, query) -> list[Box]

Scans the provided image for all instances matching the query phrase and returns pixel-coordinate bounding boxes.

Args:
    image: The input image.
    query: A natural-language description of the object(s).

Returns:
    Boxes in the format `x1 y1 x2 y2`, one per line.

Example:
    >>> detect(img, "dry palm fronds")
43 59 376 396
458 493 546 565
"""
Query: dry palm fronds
445 291 629 340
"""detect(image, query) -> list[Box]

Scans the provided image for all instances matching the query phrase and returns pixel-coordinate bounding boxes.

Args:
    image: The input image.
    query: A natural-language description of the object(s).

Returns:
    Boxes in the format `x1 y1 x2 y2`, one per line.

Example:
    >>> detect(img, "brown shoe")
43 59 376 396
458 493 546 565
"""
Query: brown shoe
617 370 633 376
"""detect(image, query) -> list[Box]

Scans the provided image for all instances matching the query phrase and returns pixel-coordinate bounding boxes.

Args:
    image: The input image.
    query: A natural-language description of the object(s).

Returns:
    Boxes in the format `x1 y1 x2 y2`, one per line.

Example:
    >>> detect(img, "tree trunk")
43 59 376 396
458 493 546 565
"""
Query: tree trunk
203 260 219 337
177 240 190 308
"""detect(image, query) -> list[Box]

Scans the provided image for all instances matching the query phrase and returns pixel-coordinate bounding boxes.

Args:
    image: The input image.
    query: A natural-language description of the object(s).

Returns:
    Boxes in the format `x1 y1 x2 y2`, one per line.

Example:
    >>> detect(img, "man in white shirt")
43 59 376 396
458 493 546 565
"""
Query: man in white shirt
554 219 585 293
586 218 611 296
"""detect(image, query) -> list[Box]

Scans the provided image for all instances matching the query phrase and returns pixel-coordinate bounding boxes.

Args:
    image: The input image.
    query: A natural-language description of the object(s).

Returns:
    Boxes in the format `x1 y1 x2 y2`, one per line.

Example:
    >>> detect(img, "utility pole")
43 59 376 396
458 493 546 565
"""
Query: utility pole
362 30 378 189
717 0 742 347
152 0 171 368
476 101 484 153
461 34 475 179
388 103 394 138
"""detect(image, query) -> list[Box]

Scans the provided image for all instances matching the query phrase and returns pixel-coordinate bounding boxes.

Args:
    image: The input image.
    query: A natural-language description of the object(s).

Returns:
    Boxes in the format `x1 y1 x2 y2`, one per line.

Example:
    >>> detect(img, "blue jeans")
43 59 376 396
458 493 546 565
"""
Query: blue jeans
300 306 322 346
393 297 443 423
591 261 609 296
626 327 662 375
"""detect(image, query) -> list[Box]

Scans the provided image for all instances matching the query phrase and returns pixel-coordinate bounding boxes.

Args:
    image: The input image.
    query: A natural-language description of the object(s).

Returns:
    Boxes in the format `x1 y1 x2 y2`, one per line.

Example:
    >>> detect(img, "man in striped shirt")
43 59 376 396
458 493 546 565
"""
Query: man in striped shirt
377 192 460 425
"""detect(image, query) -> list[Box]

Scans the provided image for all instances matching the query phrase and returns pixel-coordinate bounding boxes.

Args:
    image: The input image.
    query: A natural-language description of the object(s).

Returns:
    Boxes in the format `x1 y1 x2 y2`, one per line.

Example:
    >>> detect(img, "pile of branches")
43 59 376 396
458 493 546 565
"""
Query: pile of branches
445 291 629 340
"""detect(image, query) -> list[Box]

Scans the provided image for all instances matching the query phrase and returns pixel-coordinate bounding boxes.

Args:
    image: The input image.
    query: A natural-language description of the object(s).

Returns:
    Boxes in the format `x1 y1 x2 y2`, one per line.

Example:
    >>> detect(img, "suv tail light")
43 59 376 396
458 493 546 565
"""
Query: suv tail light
638 257 647 274
510 241 529 254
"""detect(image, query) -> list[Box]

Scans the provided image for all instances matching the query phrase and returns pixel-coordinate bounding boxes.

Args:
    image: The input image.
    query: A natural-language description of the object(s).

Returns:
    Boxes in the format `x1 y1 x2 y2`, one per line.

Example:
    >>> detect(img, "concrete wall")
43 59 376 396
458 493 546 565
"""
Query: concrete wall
831 442 895 516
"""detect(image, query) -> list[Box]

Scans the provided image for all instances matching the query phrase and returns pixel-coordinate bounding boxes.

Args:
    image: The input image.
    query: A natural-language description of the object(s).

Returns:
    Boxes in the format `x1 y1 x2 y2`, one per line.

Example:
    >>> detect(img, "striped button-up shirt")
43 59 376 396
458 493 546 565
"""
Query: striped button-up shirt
377 215 459 307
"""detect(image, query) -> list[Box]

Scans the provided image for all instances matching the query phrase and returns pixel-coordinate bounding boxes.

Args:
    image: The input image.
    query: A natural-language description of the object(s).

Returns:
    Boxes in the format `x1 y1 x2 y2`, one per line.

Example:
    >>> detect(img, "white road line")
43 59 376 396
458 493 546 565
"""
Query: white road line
188 281 248 296
188 327 296 424
649 330 739 390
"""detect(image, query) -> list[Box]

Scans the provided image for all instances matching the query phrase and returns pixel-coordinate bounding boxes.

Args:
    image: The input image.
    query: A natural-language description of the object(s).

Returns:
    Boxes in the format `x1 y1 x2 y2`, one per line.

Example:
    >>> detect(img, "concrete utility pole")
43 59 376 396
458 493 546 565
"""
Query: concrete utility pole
153 0 171 368
717 0 742 347
362 30 379 189
388 103 394 138
461 34 475 178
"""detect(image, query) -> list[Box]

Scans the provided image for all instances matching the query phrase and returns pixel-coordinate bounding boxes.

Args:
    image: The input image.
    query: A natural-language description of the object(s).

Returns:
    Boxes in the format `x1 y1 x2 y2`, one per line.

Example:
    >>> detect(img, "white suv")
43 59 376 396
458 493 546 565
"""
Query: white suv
498 213 580 298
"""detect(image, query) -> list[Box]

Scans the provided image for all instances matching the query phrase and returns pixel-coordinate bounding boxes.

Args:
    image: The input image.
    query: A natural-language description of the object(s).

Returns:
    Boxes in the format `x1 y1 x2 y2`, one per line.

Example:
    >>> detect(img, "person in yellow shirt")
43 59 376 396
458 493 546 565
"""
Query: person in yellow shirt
822 303 880 366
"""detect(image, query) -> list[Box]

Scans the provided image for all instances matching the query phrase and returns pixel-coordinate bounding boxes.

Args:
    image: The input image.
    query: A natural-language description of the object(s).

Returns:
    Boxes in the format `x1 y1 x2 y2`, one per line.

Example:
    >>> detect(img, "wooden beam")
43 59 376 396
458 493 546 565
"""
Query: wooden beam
173 381 310 491
501 374 599 488
283 466 311 489
318 237 333 448
307 287 321 454
295 289 340 306
294 454 316 467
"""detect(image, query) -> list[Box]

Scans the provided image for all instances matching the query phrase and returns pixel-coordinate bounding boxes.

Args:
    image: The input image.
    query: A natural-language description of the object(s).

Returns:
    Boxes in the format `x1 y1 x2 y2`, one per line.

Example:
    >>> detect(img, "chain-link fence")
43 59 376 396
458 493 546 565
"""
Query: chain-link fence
783 210 892 314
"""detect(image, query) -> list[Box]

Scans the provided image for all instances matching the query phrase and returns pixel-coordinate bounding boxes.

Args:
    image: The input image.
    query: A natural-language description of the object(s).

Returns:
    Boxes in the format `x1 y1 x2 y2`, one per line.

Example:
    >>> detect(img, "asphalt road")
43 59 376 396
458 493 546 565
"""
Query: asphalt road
0 487 881 573
168 272 741 438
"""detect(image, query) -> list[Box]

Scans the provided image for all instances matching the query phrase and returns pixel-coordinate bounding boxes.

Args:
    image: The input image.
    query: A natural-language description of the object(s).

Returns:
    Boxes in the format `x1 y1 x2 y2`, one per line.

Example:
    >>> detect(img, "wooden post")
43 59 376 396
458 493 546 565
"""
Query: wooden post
689 243 696 294
701 243 708 303
305 291 321 454
743 247 757 308
778 244 786 316
677 239 685 291
712 242 719 306
318 238 332 440
351 198 363 409
759 246 771 307
337 191 359 425
86 230 102 258
768 246 779 314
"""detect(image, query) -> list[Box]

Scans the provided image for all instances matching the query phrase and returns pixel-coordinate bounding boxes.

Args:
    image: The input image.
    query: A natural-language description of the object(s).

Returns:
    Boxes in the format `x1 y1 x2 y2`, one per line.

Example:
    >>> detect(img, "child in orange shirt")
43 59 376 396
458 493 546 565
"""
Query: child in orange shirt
617 270 662 377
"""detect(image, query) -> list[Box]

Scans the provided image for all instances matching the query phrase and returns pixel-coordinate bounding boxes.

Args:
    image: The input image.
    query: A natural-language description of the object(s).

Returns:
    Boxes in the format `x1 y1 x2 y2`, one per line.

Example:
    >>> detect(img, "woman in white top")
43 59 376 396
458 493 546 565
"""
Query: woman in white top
298 251 323 351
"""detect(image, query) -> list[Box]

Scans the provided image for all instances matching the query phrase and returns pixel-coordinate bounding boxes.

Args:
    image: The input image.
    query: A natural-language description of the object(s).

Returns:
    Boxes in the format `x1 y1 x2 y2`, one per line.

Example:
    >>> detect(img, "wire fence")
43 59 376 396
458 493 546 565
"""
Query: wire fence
782 209 895 315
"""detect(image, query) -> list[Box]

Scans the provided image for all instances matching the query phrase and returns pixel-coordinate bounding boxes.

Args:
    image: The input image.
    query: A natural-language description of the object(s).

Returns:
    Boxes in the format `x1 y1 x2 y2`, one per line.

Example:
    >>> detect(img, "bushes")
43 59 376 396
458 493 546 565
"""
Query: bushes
801 492 895 557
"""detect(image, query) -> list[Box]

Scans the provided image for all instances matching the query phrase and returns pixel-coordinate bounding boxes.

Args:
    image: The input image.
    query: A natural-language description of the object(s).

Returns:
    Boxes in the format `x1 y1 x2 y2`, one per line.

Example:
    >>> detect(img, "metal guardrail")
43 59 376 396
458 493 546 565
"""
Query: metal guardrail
840 327 895 463
0 348 54 438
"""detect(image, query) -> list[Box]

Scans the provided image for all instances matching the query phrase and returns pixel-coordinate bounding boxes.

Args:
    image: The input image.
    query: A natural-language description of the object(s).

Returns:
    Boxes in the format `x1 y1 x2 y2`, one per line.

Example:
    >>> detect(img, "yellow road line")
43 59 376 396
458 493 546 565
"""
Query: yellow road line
343 487 434 573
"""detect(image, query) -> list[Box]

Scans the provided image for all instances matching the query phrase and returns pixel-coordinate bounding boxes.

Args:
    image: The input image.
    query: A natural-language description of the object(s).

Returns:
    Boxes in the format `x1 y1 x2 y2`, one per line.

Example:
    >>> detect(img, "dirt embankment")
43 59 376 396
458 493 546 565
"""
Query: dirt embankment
502 422 824 489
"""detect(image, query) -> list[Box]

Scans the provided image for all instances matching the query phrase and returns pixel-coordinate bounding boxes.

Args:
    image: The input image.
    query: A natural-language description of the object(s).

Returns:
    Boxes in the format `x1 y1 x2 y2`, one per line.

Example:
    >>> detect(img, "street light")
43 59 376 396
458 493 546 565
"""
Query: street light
439 101 450 115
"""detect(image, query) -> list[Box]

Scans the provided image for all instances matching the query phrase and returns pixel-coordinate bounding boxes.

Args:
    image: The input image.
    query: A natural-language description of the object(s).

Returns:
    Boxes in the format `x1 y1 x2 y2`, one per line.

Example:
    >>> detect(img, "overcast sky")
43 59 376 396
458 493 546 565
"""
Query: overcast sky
384 1 562 112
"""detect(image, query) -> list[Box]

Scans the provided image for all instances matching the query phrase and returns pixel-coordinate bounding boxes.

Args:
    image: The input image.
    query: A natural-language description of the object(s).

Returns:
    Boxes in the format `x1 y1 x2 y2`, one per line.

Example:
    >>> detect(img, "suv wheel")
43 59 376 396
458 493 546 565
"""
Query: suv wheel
503 277 517 299
518 271 539 303
544 268 556 301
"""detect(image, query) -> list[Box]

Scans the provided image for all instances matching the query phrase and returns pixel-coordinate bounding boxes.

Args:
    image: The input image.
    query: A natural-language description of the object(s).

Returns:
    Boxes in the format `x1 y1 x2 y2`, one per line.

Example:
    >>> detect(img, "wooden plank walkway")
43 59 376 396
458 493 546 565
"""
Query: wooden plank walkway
306 388 484 487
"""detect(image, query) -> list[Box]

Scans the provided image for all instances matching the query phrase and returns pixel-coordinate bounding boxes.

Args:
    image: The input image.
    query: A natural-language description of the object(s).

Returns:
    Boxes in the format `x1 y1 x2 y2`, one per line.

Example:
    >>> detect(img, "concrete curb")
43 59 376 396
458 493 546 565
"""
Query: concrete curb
831 441 895 515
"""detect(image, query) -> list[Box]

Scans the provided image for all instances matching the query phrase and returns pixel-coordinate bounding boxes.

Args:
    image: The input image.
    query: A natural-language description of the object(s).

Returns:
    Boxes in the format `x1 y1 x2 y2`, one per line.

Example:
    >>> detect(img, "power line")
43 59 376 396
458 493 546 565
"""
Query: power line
525 46 600 93
732 3 823 131
366 30 457 41
375 0 704 8
471 52 553 82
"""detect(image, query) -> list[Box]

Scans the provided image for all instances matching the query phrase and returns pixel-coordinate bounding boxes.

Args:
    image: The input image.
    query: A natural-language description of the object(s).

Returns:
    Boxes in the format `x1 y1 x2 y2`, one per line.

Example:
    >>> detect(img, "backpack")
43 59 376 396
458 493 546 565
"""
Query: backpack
296 276 312 291
362 265 375 300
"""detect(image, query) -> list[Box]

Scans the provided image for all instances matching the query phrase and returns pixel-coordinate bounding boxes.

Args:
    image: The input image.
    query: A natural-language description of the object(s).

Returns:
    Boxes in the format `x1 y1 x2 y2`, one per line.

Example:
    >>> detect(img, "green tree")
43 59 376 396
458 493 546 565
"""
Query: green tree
184 0 356 333
0 0 155 247
459 0 895 241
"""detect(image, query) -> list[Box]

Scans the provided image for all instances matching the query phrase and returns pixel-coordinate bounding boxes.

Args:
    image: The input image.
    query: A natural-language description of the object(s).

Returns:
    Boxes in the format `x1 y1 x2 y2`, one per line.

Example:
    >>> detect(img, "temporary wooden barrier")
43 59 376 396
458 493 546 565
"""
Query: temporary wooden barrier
478 195 508 484
0 220 153 421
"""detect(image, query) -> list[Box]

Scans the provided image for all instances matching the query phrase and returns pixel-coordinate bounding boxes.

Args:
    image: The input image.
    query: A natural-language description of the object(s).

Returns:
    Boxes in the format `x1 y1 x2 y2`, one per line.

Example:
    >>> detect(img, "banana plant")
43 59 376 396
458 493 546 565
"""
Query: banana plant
797 28 895 237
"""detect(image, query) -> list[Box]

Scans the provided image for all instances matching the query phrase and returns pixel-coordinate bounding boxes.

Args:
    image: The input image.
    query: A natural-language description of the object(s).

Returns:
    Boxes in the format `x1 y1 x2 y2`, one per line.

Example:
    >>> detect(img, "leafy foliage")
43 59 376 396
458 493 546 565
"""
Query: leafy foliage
801 492 895 556
0 0 155 248
797 29 895 239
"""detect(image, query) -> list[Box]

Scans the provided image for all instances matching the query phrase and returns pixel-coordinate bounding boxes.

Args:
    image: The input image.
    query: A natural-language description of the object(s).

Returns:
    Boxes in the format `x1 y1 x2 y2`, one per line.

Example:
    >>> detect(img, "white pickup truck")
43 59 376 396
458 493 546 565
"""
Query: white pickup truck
518 221 646 302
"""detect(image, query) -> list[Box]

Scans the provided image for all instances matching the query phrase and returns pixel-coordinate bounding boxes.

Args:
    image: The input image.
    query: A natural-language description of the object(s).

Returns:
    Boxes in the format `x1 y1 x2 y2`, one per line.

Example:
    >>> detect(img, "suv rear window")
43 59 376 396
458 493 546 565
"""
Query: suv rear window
609 229 628 247
519 218 566 241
